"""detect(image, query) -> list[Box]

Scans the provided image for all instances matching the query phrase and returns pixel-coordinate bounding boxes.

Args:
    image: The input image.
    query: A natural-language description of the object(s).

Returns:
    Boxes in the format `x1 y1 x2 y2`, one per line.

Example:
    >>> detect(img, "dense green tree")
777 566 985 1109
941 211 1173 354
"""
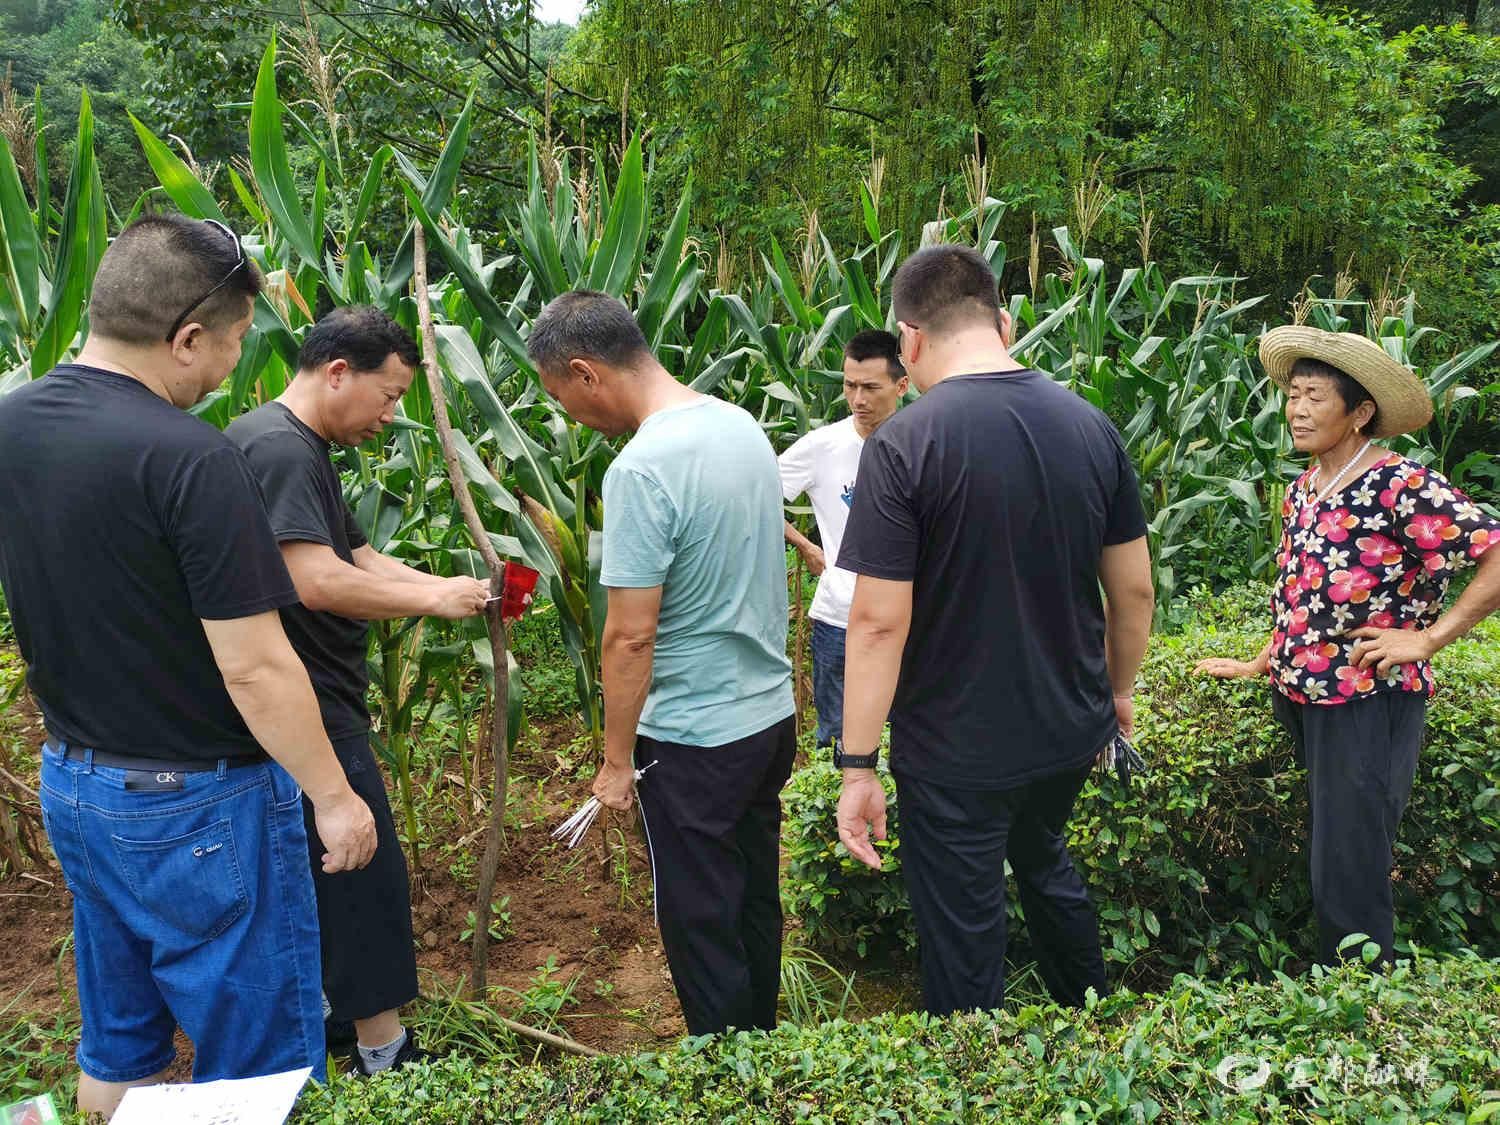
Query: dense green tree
1330 0 1496 34
111 1 602 211
564 0 1498 373
0 0 153 206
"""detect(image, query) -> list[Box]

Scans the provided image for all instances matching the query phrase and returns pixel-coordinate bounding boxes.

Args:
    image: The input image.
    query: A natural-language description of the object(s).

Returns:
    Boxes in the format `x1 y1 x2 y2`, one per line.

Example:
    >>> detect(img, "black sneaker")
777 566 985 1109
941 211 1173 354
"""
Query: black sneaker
353 1028 432 1077
325 1017 357 1053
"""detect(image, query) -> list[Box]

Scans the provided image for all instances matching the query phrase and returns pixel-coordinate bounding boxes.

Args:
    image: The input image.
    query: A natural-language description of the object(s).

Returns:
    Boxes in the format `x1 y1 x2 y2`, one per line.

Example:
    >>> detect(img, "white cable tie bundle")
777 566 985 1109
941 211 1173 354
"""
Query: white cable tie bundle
551 761 656 849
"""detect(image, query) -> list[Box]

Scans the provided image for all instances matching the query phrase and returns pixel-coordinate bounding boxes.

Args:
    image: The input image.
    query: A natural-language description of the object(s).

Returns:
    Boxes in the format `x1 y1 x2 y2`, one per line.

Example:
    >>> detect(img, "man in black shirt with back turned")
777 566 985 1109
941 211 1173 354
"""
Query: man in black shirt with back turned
227 306 488 1074
835 245 1156 1017
0 214 375 1118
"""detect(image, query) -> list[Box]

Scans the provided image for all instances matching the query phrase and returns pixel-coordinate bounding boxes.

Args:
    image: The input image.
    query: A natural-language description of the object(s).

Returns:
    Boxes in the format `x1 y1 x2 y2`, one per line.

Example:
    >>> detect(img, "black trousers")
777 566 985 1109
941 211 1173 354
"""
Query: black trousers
1272 689 1425 967
302 733 419 1021
894 763 1106 1017
635 715 797 1036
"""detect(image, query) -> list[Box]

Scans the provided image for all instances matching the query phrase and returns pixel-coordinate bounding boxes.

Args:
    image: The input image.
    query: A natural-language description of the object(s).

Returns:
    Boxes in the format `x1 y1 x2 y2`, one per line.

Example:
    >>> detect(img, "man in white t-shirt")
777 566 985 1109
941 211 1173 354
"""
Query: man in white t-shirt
780 330 909 748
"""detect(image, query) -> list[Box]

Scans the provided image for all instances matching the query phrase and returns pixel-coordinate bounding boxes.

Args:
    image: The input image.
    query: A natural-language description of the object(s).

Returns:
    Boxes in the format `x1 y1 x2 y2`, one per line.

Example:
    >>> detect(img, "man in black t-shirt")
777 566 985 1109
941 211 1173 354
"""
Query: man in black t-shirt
0 215 375 1117
835 245 1156 1017
226 306 487 1075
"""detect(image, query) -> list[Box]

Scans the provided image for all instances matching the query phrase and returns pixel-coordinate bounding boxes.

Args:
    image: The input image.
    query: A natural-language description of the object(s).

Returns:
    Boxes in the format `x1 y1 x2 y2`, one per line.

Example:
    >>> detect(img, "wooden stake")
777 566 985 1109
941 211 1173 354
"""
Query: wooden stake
412 222 511 998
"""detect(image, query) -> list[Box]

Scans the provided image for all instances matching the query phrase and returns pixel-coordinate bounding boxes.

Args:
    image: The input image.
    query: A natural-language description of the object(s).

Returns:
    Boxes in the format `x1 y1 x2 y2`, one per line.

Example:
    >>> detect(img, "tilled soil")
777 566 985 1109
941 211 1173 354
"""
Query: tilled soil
0 669 681 1079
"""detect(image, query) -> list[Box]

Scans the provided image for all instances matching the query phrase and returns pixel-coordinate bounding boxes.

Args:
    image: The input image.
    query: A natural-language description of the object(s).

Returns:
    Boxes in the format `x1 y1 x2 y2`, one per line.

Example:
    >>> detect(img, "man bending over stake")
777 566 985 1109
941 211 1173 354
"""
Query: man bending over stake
227 306 489 1073
528 291 795 1035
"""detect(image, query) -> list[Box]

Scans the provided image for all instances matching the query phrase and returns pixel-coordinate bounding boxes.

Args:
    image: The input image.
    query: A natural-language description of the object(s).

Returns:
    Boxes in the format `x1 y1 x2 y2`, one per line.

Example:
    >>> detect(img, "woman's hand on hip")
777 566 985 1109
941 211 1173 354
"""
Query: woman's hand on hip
1348 626 1436 677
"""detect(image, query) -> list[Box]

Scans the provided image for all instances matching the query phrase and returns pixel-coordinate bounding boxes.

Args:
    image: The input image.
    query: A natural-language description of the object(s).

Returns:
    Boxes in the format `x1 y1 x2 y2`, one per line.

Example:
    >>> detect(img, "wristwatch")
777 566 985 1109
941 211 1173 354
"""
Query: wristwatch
832 739 879 770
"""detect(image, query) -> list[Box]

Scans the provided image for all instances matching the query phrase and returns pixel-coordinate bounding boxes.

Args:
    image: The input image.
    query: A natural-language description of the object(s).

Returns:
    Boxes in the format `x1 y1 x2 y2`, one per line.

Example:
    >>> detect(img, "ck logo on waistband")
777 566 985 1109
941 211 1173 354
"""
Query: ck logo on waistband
124 769 185 792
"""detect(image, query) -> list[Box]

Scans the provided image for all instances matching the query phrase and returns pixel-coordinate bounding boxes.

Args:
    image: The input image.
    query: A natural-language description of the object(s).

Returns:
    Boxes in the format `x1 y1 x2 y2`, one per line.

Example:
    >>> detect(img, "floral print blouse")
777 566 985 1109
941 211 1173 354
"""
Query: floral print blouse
1269 453 1498 705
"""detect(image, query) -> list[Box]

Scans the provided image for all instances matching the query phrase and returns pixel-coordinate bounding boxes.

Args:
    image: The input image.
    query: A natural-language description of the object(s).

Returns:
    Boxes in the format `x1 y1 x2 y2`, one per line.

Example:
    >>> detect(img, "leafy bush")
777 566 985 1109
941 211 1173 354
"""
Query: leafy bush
782 764 914 960
293 954 1500 1122
781 585 1500 984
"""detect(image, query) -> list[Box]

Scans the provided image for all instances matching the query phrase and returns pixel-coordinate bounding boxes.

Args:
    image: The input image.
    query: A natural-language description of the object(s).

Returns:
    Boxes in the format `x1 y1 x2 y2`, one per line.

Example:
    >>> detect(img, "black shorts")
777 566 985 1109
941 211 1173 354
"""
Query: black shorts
302 733 418 1021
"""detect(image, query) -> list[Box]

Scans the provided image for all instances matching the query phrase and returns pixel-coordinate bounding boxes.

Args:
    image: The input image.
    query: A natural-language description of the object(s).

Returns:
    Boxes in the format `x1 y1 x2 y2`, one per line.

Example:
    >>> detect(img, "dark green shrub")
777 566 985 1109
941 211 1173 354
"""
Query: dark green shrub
781 585 1500 984
781 764 916 959
293 954 1500 1122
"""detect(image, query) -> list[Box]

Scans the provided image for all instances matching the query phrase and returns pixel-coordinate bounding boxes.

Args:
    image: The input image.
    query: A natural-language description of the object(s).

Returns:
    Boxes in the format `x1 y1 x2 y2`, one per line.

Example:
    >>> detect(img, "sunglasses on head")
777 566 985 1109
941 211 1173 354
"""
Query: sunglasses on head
164 219 247 343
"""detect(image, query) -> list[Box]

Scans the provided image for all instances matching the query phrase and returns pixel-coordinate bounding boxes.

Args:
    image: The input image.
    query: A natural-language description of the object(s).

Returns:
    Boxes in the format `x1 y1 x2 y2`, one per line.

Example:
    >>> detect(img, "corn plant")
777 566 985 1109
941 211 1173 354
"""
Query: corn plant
0 91 108 389
3 38 1496 806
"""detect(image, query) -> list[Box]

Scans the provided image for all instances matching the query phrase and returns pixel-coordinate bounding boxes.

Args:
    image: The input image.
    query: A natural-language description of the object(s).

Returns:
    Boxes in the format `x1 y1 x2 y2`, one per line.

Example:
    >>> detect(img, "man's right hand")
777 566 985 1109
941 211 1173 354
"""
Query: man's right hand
429 576 491 619
593 758 637 812
800 543 827 577
837 769 888 870
313 788 377 873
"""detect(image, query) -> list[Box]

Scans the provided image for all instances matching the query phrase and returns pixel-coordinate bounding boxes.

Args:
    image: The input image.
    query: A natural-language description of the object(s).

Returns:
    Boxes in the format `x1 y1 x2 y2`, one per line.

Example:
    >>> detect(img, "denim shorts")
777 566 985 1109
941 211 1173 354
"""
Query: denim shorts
38 744 326 1084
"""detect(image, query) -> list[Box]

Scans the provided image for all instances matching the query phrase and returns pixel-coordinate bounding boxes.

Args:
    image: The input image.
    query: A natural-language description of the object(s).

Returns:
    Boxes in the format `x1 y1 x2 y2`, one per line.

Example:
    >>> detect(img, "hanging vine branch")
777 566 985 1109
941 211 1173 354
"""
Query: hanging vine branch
592 0 1332 268
411 222 513 1000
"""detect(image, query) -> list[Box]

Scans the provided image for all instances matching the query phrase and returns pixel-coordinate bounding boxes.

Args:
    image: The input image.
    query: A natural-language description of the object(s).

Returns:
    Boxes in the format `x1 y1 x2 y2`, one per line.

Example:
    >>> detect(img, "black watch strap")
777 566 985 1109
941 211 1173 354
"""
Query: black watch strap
833 740 879 770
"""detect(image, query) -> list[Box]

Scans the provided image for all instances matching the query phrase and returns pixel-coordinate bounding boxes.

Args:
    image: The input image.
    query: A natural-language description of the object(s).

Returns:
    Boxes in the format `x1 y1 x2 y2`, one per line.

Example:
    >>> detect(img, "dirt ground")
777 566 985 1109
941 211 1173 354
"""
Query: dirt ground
0 664 683 1080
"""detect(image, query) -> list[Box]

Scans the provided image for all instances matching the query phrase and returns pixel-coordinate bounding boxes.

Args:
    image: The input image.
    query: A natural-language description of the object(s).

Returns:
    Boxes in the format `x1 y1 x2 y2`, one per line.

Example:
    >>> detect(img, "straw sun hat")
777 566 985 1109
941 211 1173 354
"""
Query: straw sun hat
1259 326 1433 439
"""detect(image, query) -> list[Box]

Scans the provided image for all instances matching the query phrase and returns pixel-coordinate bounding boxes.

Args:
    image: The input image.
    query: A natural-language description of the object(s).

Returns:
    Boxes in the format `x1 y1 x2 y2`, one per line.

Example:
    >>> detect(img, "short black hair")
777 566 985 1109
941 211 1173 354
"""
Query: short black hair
526 290 650 377
843 329 904 380
1289 356 1381 433
89 213 262 345
296 306 420 374
891 245 1000 335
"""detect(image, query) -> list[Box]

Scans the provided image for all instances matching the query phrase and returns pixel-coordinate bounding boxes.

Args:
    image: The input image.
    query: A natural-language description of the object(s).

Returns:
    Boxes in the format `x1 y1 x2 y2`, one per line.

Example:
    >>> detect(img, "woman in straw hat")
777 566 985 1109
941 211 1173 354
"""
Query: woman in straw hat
1195 326 1500 968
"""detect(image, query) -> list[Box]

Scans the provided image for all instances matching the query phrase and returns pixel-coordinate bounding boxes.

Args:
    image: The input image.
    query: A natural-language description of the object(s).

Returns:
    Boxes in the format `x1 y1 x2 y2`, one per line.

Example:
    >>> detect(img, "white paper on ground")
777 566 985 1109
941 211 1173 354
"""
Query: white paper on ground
110 1067 312 1125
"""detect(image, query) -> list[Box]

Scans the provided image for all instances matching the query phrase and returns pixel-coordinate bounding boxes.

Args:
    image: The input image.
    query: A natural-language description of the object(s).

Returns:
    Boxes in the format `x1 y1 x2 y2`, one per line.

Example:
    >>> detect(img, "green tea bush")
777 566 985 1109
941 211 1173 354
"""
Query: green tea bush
782 764 916 960
782 586 1500 984
294 954 1500 1122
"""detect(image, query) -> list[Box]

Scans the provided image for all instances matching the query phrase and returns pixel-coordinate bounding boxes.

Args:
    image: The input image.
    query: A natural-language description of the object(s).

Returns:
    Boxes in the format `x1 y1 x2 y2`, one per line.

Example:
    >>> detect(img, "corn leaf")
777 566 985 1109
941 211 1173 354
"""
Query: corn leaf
0 136 41 333
585 132 646 297
32 92 97 376
128 113 226 223
249 36 320 268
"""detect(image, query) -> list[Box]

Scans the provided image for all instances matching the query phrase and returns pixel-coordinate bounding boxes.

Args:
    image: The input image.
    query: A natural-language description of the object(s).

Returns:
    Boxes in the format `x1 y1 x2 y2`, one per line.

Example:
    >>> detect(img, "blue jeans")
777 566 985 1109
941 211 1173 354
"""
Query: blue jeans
810 619 846 748
38 744 326 1084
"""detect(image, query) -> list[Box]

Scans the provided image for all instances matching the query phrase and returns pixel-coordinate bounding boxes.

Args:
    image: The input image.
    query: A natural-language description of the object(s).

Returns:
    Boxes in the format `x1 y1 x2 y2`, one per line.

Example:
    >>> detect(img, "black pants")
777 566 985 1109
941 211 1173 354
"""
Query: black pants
1272 690 1425 967
635 715 797 1036
894 763 1106 1017
303 733 419 1021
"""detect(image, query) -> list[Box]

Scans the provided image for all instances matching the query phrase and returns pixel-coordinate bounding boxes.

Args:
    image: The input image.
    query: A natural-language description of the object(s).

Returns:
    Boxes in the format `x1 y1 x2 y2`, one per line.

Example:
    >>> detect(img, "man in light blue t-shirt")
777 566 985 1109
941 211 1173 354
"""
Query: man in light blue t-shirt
527 291 794 1036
